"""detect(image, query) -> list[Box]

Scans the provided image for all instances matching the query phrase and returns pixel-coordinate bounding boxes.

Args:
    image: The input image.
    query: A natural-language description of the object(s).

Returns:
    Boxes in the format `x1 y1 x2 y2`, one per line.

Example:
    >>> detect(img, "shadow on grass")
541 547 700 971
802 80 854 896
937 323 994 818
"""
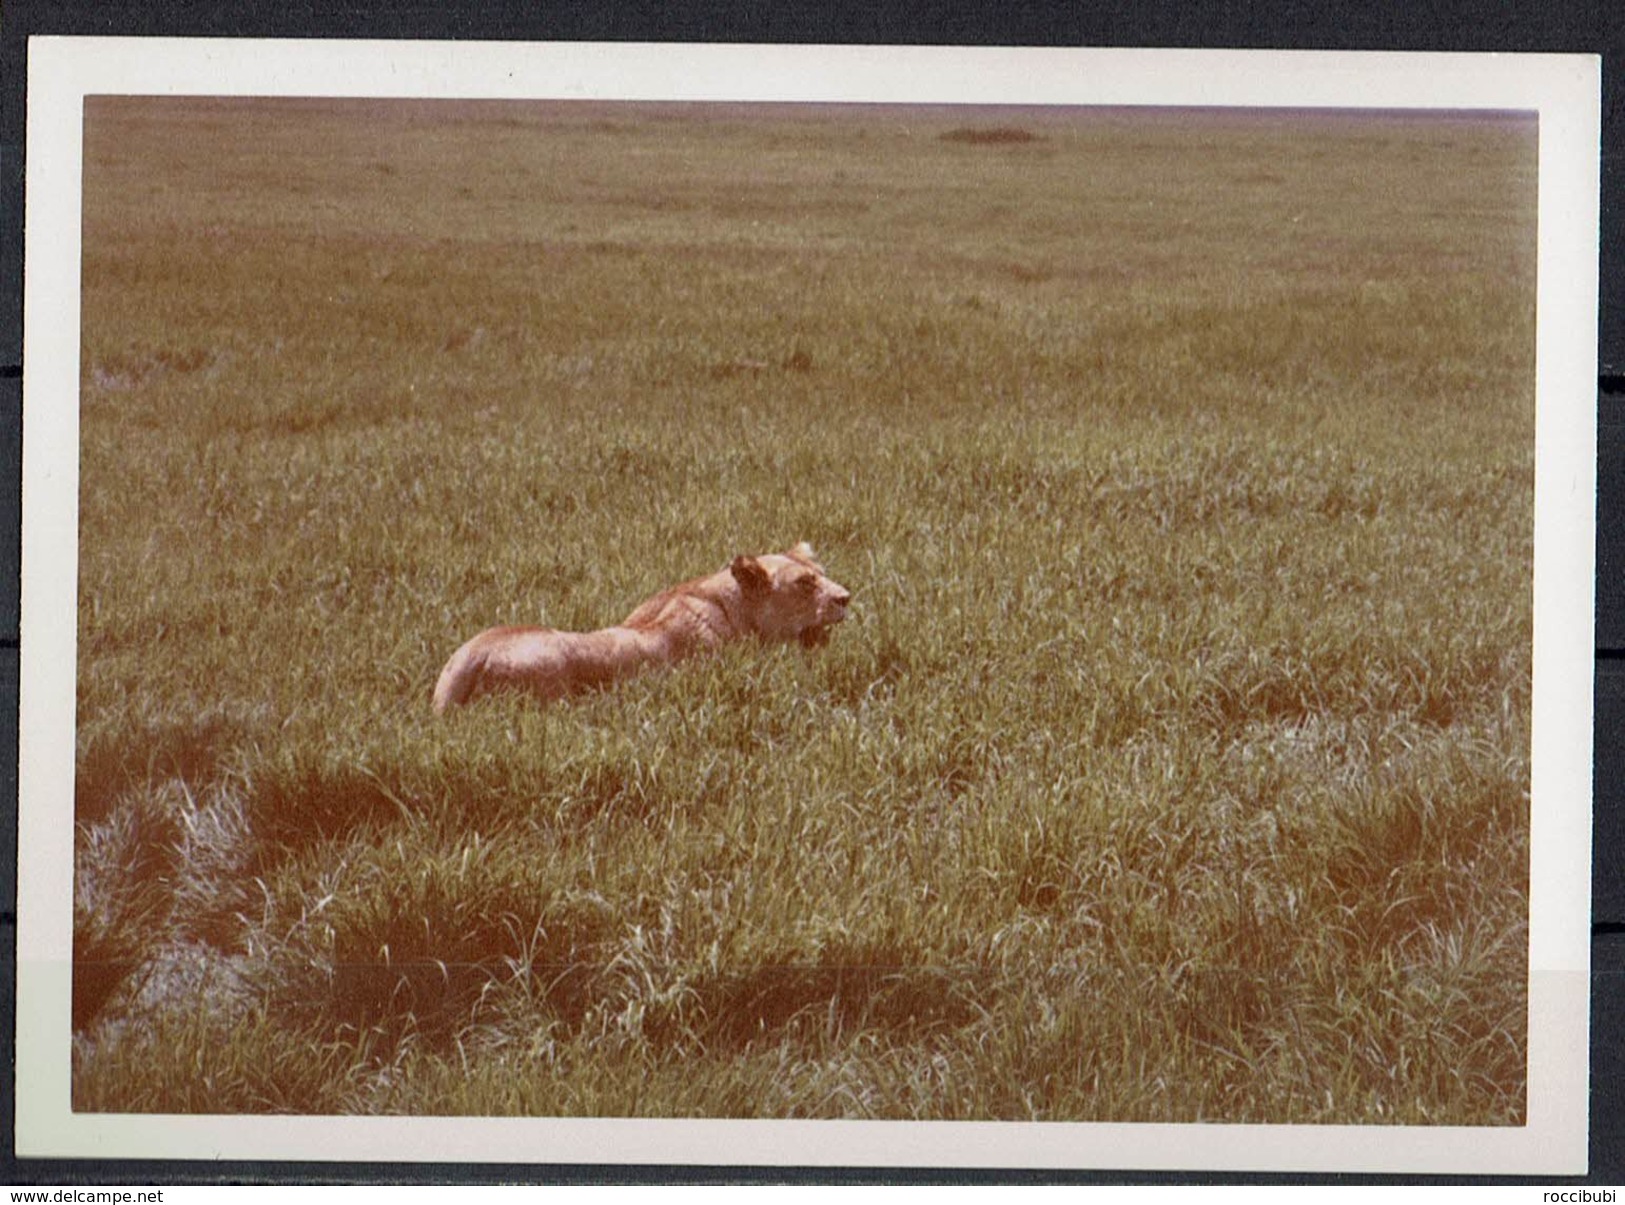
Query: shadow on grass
76 706 254 828
320 920 985 1063
324 892 619 1045
697 946 985 1052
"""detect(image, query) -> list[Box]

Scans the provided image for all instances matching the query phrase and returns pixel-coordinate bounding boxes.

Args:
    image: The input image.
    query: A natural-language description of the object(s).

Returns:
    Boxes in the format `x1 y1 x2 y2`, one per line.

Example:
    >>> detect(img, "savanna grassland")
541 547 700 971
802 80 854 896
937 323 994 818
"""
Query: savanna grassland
70 98 1537 1123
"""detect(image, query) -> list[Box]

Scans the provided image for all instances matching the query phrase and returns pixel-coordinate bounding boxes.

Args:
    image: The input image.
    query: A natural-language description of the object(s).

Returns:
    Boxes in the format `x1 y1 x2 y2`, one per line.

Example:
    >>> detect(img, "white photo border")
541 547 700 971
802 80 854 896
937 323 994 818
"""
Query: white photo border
17 38 1601 1173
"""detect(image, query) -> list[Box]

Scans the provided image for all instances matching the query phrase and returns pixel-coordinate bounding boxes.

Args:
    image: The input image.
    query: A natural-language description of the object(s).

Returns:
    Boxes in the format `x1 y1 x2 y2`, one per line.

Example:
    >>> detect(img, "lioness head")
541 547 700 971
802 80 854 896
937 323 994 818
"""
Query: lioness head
730 541 851 647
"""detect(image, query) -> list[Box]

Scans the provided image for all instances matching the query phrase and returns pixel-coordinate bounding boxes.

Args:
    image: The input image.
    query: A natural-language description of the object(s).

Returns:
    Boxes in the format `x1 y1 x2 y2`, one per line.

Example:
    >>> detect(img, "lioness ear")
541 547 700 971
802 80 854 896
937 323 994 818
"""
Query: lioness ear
731 555 771 594
792 540 817 561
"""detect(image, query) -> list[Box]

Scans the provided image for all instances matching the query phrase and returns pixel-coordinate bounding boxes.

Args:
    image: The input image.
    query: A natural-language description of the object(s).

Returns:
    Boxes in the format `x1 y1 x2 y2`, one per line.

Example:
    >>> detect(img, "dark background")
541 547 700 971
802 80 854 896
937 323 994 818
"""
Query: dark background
0 0 1619 1187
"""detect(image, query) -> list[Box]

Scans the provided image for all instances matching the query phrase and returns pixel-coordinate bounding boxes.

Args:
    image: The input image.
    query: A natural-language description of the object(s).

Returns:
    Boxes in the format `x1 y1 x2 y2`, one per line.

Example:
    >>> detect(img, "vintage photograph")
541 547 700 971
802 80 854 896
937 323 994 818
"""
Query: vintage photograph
17 41 1597 1173
68 92 1537 1121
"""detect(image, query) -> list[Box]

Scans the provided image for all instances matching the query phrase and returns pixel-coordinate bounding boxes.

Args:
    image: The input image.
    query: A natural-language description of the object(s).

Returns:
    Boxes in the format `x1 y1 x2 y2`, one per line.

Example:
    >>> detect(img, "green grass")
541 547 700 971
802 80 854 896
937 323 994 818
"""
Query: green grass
71 99 1535 1123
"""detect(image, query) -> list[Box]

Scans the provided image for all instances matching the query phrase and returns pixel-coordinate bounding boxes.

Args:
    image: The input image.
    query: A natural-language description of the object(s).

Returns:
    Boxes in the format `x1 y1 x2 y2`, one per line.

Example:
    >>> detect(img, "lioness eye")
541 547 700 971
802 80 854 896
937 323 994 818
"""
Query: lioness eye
798 575 817 590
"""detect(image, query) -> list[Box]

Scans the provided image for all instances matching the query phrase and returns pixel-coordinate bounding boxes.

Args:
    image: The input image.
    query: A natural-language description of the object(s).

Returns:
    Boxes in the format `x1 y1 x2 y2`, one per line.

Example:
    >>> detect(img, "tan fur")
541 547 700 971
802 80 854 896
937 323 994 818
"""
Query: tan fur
433 542 851 712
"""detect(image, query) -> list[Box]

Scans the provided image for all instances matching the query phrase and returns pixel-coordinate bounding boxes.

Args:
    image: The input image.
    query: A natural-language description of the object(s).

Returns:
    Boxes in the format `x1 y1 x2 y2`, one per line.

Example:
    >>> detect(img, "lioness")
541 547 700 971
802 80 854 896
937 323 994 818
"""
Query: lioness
433 542 851 712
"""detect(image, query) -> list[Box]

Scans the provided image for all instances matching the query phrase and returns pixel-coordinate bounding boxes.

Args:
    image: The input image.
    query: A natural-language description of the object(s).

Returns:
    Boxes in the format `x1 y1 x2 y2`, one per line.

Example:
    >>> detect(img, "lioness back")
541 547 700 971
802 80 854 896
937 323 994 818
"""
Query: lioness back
433 543 851 711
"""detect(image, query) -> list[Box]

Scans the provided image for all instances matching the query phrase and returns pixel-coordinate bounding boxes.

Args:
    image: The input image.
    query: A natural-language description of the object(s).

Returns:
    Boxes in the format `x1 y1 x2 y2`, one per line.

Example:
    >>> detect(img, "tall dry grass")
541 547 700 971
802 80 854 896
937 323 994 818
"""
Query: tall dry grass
71 99 1535 1122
